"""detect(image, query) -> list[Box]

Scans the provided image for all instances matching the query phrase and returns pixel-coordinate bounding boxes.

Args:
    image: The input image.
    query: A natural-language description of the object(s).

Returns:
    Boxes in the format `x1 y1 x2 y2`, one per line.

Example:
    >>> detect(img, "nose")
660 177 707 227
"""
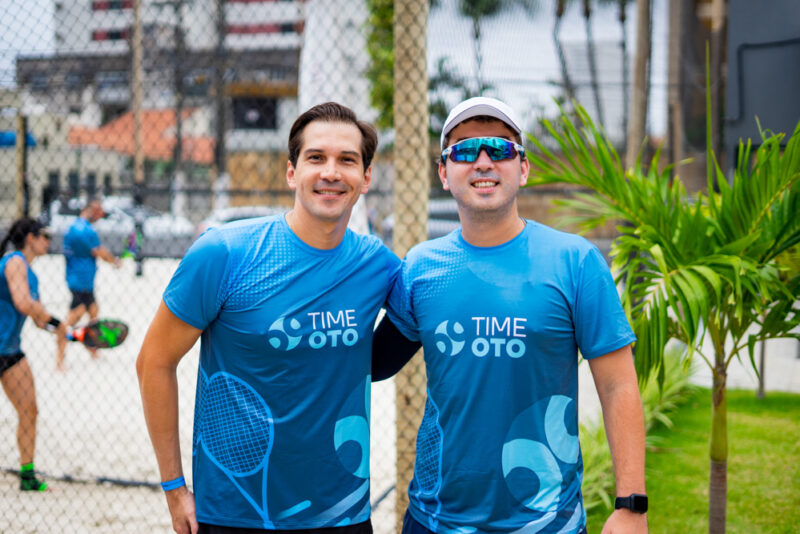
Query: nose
320 159 340 180
473 148 495 169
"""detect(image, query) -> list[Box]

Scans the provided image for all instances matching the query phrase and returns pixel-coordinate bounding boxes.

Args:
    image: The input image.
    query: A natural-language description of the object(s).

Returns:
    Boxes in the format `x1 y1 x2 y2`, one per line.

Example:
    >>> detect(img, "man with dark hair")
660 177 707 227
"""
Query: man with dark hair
59 198 119 370
137 102 398 534
375 97 648 533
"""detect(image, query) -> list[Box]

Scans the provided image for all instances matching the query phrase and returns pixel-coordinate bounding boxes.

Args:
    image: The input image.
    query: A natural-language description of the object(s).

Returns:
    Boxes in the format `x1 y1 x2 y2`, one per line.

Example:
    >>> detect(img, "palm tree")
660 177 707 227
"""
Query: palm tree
626 0 650 170
456 0 538 94
581 0 605 126
527 59 800 534
553 0 576 105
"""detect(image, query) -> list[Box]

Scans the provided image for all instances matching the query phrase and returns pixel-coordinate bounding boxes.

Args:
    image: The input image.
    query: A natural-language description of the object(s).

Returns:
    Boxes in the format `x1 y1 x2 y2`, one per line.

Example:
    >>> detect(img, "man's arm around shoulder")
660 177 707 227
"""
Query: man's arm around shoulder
588 344 649 534
136 301 203 534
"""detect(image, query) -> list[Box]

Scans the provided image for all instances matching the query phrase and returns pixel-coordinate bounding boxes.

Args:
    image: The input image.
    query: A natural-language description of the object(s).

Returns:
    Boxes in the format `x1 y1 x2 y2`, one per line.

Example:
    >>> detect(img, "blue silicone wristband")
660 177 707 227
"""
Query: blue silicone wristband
160 476 186 491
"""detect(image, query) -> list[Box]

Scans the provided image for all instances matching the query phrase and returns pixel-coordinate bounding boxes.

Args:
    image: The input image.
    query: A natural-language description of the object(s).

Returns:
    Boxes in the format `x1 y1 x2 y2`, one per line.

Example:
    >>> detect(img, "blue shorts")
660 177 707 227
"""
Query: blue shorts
401 510 588 534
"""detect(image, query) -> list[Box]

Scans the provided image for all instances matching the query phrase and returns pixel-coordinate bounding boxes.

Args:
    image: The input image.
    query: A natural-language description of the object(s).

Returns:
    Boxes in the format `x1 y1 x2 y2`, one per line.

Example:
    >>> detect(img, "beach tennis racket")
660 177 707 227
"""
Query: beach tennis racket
68 319 129 348
199 372 275 528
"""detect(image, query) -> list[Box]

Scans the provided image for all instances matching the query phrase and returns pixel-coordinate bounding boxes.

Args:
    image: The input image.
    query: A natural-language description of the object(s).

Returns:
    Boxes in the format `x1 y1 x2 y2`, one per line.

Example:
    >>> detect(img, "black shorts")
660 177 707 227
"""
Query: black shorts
0 353 25 378
198 520 372 534
70 290 96 310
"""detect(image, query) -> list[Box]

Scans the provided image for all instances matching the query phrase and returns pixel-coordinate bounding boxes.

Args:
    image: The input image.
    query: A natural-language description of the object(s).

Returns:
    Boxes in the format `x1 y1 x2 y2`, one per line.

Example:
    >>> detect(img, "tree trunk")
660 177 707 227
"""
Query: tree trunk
709 359 728 534
625 0 651 170
553 1 576 104
583 0 605 126
471 16 484 93
757 338 766 399
619 0 629 152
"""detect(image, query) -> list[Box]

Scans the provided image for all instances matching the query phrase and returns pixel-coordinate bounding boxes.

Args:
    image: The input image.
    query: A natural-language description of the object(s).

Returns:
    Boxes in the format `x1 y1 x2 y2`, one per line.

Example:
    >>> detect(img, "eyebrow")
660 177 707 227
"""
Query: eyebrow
302 148 362 160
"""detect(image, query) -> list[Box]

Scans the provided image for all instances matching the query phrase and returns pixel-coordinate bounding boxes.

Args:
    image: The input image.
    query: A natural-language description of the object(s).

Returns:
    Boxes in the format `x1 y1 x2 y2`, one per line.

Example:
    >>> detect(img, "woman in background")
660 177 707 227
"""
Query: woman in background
0 218 65 491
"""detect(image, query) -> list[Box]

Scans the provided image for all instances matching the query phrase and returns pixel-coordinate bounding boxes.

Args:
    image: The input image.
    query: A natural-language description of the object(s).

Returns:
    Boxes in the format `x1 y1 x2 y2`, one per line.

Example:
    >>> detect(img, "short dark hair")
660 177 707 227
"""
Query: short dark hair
441 115 523 152
0 218 45 254
288 102 378 171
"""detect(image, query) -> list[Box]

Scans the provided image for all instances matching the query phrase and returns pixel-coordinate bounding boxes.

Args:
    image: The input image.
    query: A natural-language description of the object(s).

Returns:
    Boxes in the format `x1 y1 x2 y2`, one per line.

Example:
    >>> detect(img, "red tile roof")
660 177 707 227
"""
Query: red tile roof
68 108 215 164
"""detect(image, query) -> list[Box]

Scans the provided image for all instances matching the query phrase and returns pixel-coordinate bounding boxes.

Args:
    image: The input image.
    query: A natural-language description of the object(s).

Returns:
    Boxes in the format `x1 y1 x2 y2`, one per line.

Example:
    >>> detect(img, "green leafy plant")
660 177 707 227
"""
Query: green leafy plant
580 347 695 512
528 55 800 533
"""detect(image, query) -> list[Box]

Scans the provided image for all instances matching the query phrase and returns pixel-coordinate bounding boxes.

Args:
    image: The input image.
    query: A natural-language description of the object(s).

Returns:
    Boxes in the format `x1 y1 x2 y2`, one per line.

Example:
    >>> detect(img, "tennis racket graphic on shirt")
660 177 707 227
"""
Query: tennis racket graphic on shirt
413 392 444 531
199 372 275 528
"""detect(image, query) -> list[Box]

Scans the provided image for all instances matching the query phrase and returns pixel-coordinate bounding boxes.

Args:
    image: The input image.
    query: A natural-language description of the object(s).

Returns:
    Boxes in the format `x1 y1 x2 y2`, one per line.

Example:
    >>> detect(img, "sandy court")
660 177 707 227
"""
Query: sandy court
0 255 399 533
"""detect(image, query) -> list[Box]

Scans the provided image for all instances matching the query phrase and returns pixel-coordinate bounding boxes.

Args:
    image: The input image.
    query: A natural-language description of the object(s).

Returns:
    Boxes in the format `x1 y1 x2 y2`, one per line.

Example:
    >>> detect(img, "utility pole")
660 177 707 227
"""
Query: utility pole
132 0 145 200
213 0 226 192
393 0 429 531
172 0 187 218
15 113 28 218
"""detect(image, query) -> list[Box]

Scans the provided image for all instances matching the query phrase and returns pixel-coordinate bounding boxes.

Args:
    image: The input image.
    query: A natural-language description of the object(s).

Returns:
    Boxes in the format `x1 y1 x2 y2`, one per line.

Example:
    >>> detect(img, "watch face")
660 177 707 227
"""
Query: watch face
631 494 648 512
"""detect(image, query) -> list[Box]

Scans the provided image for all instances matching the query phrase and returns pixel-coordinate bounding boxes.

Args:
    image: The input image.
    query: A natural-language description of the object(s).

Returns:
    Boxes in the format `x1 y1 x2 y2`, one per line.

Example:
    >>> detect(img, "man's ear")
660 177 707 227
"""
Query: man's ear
361 165 372 194
286 160 297 190
438 161 450 191
519 157 530 187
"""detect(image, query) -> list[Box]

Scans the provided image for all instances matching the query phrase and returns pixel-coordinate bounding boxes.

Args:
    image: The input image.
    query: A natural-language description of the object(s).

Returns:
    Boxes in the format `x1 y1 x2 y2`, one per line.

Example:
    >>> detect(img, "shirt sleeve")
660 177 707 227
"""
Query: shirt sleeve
383 259 421 342
573 246 636 359
87 226 101 250
163 228 230 330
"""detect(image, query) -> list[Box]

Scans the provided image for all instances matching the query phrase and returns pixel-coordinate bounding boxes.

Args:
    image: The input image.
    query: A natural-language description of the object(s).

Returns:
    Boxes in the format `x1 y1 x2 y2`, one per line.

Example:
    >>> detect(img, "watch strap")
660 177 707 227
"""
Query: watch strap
615 493 648 513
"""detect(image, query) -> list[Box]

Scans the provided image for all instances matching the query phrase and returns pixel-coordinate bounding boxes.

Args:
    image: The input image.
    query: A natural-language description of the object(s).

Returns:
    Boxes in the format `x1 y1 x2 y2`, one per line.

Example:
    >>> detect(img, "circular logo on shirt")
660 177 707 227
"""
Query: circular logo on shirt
434 320 465 356
268 317 302 350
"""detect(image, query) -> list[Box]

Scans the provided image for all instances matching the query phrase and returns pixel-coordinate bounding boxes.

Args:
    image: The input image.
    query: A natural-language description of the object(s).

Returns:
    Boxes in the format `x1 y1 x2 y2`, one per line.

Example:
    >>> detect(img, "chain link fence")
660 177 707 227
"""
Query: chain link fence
0 0 690 532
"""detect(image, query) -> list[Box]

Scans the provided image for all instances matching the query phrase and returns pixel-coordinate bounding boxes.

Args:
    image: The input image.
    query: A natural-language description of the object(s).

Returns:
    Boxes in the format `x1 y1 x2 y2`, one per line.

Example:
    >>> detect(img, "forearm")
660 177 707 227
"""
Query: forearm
137 356 185 480
600 380 646 495
94 246 117 265
372 315 420 381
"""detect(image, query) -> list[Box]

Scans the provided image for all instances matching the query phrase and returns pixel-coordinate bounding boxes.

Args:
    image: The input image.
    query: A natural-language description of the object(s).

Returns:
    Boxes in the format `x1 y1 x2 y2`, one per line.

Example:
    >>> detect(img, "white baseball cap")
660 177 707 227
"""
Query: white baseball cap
440 96 523 149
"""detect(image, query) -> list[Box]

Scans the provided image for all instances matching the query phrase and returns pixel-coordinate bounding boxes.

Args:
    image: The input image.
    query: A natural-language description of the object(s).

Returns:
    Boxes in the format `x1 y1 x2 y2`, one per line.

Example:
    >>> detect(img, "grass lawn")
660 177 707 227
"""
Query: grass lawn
585 387 800 533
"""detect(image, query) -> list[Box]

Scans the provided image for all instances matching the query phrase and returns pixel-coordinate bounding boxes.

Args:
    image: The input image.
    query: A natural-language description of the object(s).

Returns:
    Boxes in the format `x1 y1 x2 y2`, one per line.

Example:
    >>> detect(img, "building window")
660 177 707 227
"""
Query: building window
103 174 113 196
29 73 48 92
87 173 97 195
92 1 133 10
92 28 131 41
68 171 79 198
233 98 277 130
226 22 299 35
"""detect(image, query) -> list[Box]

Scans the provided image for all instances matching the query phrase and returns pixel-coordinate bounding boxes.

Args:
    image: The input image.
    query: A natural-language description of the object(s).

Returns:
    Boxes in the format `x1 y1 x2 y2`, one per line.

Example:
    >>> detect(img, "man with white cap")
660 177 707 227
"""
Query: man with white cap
373 97 648 533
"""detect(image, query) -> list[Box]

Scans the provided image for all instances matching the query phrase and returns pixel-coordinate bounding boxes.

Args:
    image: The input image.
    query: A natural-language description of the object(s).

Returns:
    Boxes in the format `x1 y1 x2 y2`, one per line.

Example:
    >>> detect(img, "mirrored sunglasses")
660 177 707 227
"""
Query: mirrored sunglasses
442 137 525 163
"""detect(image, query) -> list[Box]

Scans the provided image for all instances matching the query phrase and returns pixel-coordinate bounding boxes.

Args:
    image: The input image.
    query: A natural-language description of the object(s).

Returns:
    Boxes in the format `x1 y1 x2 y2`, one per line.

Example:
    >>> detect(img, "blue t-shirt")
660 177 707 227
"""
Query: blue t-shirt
64 217 101 291
163 214 400 529
0 252 39 356
386 221 636 533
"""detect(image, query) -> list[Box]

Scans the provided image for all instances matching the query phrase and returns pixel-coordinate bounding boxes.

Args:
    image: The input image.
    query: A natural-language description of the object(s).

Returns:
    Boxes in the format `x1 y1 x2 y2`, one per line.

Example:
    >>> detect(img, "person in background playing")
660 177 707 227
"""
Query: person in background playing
373 97 648 533
58 198 120 370
137 102 400 534
0 218 67 492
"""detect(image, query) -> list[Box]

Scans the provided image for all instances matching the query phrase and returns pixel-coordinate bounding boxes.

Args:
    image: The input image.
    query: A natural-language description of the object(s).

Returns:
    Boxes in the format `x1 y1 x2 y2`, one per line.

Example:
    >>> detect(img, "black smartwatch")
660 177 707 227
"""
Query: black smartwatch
615 493 648 513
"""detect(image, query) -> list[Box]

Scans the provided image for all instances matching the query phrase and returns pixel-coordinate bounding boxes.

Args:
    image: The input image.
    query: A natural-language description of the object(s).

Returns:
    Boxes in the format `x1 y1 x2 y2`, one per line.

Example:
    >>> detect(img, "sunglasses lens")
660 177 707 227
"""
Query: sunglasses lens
445 138 518 162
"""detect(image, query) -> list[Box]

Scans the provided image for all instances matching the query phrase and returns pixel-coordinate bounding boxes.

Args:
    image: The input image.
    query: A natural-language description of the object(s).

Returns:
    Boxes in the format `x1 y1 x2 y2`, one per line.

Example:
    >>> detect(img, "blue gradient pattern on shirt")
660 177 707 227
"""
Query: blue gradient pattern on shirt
163 215 400 529
64 218 100 291
386 221 636 533
0 252 39 355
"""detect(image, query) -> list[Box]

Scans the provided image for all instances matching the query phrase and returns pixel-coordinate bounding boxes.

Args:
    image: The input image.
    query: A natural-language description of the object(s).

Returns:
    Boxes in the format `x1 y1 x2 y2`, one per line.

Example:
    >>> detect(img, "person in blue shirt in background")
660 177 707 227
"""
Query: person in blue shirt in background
136 102 400 534
1 218 67 492
58 198 120 370
373 97 648 534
